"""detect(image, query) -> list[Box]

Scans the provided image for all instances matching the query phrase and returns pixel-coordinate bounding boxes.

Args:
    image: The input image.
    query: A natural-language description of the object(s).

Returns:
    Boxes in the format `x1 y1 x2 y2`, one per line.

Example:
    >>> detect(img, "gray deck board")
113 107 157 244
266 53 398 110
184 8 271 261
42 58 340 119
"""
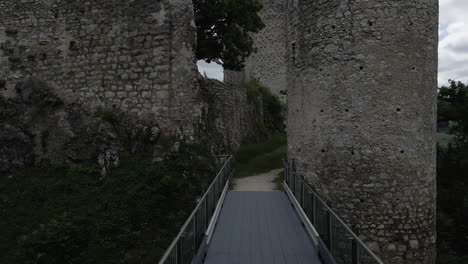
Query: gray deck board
204 191 321 264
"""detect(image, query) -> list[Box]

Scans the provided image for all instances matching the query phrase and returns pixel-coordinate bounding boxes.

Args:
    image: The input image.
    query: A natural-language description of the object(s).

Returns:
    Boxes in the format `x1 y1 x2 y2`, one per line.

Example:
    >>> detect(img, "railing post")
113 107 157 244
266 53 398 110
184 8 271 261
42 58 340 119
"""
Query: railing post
352 238 358 264
226 163 228 182
292 169 296 194
222 168 225 185
219 174 222 195
218 172 224 197
311 193 316 226
326 202 333 253
284 159 288 186
225 164 228 182
301 181 304 206
205 197 208 231
194 213 198 249
352 227 360 264
218 176 221 197
176 241 181 264
213 179 217 200
211 188 215 213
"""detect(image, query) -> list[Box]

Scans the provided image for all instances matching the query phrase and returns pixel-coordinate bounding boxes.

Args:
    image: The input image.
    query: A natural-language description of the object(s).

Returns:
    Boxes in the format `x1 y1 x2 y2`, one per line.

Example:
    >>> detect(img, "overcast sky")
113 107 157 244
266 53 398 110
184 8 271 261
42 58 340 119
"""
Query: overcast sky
198 0 468 87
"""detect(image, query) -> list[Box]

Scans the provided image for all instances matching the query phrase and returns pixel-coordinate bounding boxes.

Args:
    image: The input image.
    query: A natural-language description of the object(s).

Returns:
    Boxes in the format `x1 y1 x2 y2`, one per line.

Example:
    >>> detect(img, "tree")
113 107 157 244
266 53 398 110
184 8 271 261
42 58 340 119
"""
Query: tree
194 0 265 71
437 80 468 263
438 80 468 125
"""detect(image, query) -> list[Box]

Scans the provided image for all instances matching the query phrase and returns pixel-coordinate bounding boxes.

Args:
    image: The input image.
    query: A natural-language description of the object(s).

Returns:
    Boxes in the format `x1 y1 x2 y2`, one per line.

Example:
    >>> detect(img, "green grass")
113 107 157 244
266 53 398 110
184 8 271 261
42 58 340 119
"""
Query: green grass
234 134 287 177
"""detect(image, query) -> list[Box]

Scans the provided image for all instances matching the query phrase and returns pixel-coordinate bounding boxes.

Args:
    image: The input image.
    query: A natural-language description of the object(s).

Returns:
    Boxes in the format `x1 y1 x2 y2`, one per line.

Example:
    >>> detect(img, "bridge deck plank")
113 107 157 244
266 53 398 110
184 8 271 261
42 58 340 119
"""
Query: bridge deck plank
204 191 321 264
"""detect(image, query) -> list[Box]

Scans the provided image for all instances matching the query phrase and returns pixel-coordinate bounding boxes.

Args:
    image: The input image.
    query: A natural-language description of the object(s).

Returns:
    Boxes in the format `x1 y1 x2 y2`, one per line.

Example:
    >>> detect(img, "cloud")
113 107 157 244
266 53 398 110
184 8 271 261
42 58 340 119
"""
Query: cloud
197 60 224 81
198 1 468 87
439 0 468 86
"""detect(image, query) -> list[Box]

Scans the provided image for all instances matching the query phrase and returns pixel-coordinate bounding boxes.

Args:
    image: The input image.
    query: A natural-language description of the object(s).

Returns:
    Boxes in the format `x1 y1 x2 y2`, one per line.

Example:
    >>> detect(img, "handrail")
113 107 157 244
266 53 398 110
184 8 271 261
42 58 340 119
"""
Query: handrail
158 155 233 264
283 159 384 264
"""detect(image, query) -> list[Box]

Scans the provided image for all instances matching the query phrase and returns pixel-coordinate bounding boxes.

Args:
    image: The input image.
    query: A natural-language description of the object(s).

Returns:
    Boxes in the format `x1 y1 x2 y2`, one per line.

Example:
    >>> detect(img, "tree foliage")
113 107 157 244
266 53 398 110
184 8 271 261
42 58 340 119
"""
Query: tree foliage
437 80 468 264
438 80 468 125
243 80 285 140
194 0 265 70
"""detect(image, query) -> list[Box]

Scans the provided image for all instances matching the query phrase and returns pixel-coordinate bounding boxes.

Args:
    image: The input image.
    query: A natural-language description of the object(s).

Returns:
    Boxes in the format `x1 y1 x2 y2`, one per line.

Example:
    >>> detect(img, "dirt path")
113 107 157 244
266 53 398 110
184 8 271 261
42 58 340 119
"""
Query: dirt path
232 168 283 191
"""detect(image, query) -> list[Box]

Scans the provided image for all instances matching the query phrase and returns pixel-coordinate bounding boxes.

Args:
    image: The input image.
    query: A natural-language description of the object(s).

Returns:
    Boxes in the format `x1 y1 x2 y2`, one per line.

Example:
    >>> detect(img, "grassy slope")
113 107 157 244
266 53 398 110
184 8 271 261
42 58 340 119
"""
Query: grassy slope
234 134 287 177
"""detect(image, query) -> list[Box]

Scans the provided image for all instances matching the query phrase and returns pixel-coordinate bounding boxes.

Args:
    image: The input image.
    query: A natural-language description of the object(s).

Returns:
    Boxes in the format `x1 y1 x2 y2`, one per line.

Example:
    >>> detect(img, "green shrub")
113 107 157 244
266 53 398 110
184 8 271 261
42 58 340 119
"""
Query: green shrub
0 143 215 263
436 80 468 262
18 213 89 264
242 80 285 137
234 134 287 177
437 132 455 150
235 133 286 164
235 145 286 177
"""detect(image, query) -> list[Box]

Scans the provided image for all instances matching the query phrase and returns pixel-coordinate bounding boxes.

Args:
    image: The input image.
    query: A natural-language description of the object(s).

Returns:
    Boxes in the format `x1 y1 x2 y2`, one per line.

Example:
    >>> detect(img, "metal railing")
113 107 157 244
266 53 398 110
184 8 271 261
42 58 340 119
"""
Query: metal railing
158 155 233 264
283 159 384 264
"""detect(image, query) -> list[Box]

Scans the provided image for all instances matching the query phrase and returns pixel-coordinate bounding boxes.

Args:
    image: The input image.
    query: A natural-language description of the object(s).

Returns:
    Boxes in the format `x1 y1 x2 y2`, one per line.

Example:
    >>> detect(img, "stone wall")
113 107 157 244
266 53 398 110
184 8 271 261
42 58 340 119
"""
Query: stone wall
224 0 288 102
0 0 201 135
287 0 438 263
285 0 298 102
0 75 263 174
200 77 262 153
0 78 136 175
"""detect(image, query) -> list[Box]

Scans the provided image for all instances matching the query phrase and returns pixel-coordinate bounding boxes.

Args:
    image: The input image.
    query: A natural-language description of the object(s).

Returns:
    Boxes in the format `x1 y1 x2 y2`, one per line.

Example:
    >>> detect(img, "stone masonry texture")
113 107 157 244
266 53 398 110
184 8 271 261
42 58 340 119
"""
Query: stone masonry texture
0 0 202 136
287 0 438 263
200 78 263 153
0 0 264 174
224 0 288 102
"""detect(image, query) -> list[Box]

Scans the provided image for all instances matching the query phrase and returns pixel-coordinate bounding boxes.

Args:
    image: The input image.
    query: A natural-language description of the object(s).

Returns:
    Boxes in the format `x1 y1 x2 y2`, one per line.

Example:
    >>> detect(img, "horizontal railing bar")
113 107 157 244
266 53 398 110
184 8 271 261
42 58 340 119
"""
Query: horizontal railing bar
206 169 233 243
283 180 319 245
158 155 232 264
193 169 235 264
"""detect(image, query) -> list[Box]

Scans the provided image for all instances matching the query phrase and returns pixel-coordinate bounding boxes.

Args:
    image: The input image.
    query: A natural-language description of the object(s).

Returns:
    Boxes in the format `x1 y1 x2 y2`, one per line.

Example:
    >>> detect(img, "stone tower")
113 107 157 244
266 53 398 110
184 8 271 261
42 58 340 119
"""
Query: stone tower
224 0 288 101
287 0 438 263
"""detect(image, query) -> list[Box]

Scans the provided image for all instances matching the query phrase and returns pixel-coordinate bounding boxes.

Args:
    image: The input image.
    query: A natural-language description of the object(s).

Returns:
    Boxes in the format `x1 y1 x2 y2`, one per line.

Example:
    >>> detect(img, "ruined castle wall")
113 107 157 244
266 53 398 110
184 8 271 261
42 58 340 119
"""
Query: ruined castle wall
201 78 262 153
287 0 438 263
224 0 288 101
0 0 201 135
